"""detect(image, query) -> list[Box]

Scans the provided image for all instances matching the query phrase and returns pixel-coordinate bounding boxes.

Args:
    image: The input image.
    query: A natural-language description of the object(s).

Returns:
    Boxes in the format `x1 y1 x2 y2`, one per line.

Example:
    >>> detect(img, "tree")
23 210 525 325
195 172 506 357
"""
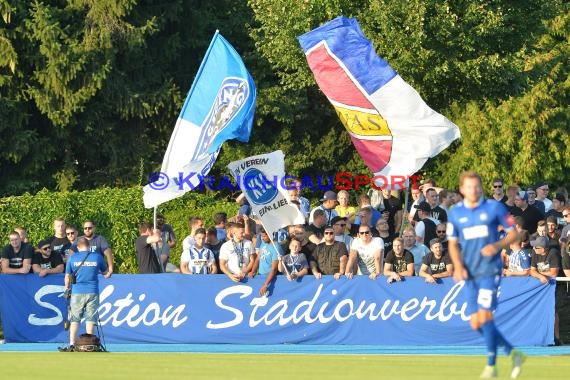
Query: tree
429 10 569 189
241 0 564 191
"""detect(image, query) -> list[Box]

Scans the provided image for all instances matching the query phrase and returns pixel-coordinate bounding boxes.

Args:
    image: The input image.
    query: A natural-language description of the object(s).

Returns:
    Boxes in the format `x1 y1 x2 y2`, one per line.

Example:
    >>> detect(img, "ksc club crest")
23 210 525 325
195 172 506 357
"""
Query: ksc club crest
243 168 279 206
193 77 250 160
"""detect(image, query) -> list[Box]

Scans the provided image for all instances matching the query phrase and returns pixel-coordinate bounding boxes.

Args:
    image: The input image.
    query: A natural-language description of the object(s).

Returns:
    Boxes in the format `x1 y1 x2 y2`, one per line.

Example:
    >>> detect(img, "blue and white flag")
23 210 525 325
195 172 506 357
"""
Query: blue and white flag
143 31 256 208
227 151 305 238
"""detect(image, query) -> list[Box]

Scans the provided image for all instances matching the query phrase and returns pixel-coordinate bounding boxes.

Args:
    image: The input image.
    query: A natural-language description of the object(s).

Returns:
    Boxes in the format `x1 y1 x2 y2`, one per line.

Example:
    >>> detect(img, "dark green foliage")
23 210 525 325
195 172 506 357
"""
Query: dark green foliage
0 187 238 273
0 0 568 197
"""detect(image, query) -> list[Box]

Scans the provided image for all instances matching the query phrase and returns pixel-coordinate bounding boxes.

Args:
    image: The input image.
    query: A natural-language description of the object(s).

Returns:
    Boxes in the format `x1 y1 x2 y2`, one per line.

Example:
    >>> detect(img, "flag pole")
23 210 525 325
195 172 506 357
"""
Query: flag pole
153 206 157 230
399 182 409 236
260 219 290 278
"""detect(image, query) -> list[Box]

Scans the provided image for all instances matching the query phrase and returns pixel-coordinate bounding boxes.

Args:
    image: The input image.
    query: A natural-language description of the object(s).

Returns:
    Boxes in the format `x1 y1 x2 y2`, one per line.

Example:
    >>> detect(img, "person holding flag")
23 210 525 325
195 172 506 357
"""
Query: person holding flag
252 227 282 296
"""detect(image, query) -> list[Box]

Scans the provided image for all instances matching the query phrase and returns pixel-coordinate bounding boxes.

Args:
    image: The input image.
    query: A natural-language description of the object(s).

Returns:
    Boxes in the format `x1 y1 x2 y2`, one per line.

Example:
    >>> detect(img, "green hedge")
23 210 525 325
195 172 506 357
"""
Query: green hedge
0 187 239 273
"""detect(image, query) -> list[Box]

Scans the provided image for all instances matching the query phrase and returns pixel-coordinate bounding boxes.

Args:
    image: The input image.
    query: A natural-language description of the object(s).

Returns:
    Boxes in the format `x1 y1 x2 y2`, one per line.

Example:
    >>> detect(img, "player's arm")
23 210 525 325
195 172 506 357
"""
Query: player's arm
482 227 519 256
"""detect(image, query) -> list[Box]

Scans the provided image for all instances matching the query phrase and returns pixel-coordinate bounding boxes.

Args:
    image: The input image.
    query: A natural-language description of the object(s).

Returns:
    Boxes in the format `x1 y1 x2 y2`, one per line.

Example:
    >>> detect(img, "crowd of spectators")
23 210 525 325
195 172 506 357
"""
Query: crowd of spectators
2 177 569 344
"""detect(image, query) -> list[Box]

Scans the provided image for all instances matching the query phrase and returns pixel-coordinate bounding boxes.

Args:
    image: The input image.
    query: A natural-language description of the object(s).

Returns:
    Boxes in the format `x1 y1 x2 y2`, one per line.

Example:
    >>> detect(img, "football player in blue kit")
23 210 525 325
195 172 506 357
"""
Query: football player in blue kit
447 171 525 379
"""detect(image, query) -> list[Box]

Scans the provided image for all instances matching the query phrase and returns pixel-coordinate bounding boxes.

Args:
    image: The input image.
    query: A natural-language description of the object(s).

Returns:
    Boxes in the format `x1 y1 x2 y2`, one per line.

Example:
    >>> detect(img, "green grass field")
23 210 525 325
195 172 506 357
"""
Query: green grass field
1 353 569 379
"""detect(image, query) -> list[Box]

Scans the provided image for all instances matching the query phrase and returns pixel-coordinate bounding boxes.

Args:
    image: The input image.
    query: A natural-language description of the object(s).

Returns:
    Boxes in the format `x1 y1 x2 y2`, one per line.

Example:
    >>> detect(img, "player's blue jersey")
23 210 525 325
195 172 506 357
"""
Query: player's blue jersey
447 198 514 278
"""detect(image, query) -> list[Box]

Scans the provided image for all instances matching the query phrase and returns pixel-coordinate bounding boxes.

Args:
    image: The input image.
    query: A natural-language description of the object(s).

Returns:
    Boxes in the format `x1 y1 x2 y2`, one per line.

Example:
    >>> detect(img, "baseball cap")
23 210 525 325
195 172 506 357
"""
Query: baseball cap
38 239 51 250
530 236 549 248
320 191 337 202
414 201 431 212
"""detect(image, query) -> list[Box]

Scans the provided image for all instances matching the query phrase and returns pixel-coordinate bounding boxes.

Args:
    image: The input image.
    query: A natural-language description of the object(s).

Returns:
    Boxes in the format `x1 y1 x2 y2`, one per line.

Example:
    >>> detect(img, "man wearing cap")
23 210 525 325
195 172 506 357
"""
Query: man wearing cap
32 239 64 277
529 235 563 345
309 190 339 226
414 201 439 246
529 236 558 282
310 225 348 279
514 192 544 234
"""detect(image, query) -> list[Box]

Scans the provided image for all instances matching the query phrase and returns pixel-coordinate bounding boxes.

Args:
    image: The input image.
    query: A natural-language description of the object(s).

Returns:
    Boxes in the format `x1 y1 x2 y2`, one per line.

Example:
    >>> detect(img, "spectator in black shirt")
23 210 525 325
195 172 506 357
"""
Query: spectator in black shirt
1 230 33 274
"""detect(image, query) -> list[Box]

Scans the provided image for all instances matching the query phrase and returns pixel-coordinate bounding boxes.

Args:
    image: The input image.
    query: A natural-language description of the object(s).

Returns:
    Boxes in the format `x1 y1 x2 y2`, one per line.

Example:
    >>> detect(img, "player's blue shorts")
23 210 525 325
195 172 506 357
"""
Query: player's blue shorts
464 275 501 314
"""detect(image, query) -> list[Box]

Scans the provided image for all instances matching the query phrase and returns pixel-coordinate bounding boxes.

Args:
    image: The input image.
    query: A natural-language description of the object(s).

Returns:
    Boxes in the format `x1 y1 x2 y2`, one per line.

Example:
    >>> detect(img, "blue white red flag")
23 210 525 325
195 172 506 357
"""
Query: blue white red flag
298 16 460 188
143 31 256 208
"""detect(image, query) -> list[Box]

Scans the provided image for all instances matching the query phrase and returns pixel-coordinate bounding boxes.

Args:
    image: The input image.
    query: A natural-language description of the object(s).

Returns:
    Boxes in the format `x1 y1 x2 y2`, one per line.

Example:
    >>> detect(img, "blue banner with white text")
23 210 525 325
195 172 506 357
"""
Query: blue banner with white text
0 275 554 345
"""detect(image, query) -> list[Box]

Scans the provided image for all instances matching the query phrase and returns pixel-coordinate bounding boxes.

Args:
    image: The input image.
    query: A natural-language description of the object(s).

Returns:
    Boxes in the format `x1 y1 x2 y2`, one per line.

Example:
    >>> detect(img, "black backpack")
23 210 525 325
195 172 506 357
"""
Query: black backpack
75 333 104 352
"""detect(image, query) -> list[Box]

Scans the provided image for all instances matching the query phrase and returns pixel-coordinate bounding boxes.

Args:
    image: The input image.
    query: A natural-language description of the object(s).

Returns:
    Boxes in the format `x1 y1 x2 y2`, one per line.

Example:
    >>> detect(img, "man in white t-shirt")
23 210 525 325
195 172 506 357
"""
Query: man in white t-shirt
345 225 384 280
219 223 255 282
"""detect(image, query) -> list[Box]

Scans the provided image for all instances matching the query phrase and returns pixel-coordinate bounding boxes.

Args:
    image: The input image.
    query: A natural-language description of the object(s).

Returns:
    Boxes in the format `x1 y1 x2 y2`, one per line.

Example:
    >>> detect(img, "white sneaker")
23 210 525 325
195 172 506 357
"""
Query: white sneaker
480 365 497 378
510 349 526 378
